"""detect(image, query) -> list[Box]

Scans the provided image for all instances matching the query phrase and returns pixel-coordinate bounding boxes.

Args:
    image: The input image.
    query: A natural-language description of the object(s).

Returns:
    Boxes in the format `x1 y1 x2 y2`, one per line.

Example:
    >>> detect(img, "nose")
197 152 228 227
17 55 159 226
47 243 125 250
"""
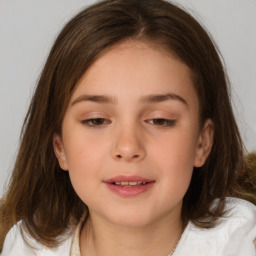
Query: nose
111 125 146 162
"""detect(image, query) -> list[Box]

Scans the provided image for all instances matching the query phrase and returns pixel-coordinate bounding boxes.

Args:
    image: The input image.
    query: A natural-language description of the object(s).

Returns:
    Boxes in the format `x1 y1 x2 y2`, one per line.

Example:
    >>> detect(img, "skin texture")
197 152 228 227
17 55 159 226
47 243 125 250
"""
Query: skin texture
53 40 214 256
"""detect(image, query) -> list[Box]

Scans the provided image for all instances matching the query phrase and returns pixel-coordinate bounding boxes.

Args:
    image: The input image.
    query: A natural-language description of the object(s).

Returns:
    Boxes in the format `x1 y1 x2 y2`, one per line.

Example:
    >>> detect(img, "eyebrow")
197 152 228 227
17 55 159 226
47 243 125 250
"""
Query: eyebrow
71 93 188 107
140 93 188 106
71 95 117 105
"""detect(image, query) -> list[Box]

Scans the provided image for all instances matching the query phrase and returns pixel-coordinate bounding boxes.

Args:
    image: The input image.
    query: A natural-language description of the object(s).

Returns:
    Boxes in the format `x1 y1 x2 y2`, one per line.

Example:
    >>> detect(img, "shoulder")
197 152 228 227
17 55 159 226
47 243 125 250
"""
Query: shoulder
175 198 256 256
223 197 256 227
1 221 74 256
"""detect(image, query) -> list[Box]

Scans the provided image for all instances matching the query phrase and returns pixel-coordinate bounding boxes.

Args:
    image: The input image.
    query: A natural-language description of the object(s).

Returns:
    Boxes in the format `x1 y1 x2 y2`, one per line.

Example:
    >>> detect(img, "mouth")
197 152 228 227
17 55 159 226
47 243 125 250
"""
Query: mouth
110 181 150 187
104 175 154 186
103 175 155 197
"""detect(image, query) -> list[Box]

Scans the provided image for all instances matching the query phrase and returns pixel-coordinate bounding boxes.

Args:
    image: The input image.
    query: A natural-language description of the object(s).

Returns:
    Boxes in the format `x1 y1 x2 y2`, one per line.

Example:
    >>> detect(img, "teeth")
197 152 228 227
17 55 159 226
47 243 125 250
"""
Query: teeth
113 181 148 186
128 181 138 186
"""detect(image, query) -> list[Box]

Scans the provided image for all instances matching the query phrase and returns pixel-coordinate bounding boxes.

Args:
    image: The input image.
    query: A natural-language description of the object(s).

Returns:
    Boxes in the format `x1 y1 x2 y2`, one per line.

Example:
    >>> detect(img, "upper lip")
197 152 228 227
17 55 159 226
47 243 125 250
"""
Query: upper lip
104 175 154 184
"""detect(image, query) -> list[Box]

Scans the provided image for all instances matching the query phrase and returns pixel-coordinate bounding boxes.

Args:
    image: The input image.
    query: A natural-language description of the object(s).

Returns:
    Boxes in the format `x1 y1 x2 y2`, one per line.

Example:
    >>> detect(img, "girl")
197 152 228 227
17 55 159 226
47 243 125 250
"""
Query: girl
0 0 255 255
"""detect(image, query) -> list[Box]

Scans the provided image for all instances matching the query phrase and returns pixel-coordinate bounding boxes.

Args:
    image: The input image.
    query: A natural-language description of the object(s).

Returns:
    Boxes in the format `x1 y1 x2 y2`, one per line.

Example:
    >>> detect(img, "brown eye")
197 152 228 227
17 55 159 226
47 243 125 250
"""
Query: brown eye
149 119 176 127
82 118 108 126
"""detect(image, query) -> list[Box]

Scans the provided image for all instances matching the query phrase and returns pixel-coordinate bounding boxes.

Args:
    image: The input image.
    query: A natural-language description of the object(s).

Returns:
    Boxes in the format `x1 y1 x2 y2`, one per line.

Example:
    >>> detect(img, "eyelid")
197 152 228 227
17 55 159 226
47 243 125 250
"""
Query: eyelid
146 118 177 127
81 118 111 127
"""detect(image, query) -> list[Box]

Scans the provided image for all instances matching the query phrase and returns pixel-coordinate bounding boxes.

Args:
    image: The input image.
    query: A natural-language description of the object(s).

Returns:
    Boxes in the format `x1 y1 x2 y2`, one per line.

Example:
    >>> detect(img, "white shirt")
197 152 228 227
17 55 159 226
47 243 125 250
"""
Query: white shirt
1 198 256 256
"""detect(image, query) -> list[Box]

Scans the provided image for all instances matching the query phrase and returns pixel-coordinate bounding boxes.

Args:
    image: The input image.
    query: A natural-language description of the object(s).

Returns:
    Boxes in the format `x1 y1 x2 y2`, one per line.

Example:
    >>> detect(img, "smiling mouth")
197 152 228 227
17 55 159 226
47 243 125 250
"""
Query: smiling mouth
104 176 155 197
111 181 152 187
104 175 154 186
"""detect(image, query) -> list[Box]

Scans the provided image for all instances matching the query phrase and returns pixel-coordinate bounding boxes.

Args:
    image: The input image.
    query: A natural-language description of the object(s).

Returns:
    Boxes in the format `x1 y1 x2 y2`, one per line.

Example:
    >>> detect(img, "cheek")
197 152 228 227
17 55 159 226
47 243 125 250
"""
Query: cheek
156 145 194 189
150 129 198 169
63 126 108 167
149 130 198 192
62 130 109 197
152 149 194 211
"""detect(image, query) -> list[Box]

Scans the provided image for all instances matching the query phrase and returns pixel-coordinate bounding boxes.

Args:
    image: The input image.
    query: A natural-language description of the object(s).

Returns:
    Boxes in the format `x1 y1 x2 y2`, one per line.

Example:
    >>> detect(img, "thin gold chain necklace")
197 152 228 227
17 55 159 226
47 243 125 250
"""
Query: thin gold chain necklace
167 241 178 256
167 228 183 256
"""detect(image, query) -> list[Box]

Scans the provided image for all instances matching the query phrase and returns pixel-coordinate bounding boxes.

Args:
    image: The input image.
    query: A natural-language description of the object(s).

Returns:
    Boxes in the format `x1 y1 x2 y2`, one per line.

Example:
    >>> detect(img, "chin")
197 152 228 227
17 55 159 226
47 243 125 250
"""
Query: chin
102 208 161 228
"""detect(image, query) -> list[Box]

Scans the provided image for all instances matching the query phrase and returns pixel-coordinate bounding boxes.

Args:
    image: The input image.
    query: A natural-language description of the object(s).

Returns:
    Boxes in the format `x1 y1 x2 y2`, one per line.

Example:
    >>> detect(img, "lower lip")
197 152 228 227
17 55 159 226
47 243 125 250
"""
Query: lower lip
104 182 155 197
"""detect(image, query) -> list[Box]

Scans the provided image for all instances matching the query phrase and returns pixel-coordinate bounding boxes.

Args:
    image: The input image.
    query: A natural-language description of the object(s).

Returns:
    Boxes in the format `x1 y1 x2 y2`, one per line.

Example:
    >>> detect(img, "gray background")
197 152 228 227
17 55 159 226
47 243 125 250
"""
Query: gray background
0 0 256 196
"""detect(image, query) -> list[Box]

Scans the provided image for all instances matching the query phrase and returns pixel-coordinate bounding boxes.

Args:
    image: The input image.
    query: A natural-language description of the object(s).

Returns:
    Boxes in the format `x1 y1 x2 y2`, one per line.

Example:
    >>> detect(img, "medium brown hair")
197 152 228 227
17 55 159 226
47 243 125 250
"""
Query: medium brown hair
1 0 255 250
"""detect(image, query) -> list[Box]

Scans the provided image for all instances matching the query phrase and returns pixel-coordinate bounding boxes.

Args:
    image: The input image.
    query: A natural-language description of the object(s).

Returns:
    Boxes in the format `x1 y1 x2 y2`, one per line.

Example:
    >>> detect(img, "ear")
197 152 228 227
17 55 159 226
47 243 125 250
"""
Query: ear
53 133 69 171
194 119 214 167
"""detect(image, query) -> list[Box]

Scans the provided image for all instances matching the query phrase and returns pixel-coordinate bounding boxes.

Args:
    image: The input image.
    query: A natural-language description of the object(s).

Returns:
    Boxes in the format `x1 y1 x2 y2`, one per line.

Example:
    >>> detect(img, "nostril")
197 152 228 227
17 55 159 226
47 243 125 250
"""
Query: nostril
115 154 140 159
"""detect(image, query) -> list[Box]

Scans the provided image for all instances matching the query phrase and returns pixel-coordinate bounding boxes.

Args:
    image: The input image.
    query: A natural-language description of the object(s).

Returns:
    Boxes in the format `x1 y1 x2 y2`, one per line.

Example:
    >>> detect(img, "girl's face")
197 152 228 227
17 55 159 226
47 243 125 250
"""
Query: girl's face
54 40 213 228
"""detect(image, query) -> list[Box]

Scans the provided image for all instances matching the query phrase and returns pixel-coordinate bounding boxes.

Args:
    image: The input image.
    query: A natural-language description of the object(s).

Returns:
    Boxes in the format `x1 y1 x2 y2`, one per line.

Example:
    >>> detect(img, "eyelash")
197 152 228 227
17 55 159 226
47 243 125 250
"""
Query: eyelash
147 119 176 127
81 118 110 127
81 118 176 127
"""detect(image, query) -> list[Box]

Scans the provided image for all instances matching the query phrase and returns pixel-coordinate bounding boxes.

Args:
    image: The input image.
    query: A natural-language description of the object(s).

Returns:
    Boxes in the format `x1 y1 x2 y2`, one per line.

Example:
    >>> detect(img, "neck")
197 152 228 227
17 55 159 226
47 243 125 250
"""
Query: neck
80 211 184 256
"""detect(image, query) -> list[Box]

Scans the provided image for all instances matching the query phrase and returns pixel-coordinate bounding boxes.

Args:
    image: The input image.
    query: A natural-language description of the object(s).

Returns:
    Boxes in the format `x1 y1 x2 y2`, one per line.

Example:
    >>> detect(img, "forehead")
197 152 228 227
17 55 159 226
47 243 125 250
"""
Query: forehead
71 40 198 111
